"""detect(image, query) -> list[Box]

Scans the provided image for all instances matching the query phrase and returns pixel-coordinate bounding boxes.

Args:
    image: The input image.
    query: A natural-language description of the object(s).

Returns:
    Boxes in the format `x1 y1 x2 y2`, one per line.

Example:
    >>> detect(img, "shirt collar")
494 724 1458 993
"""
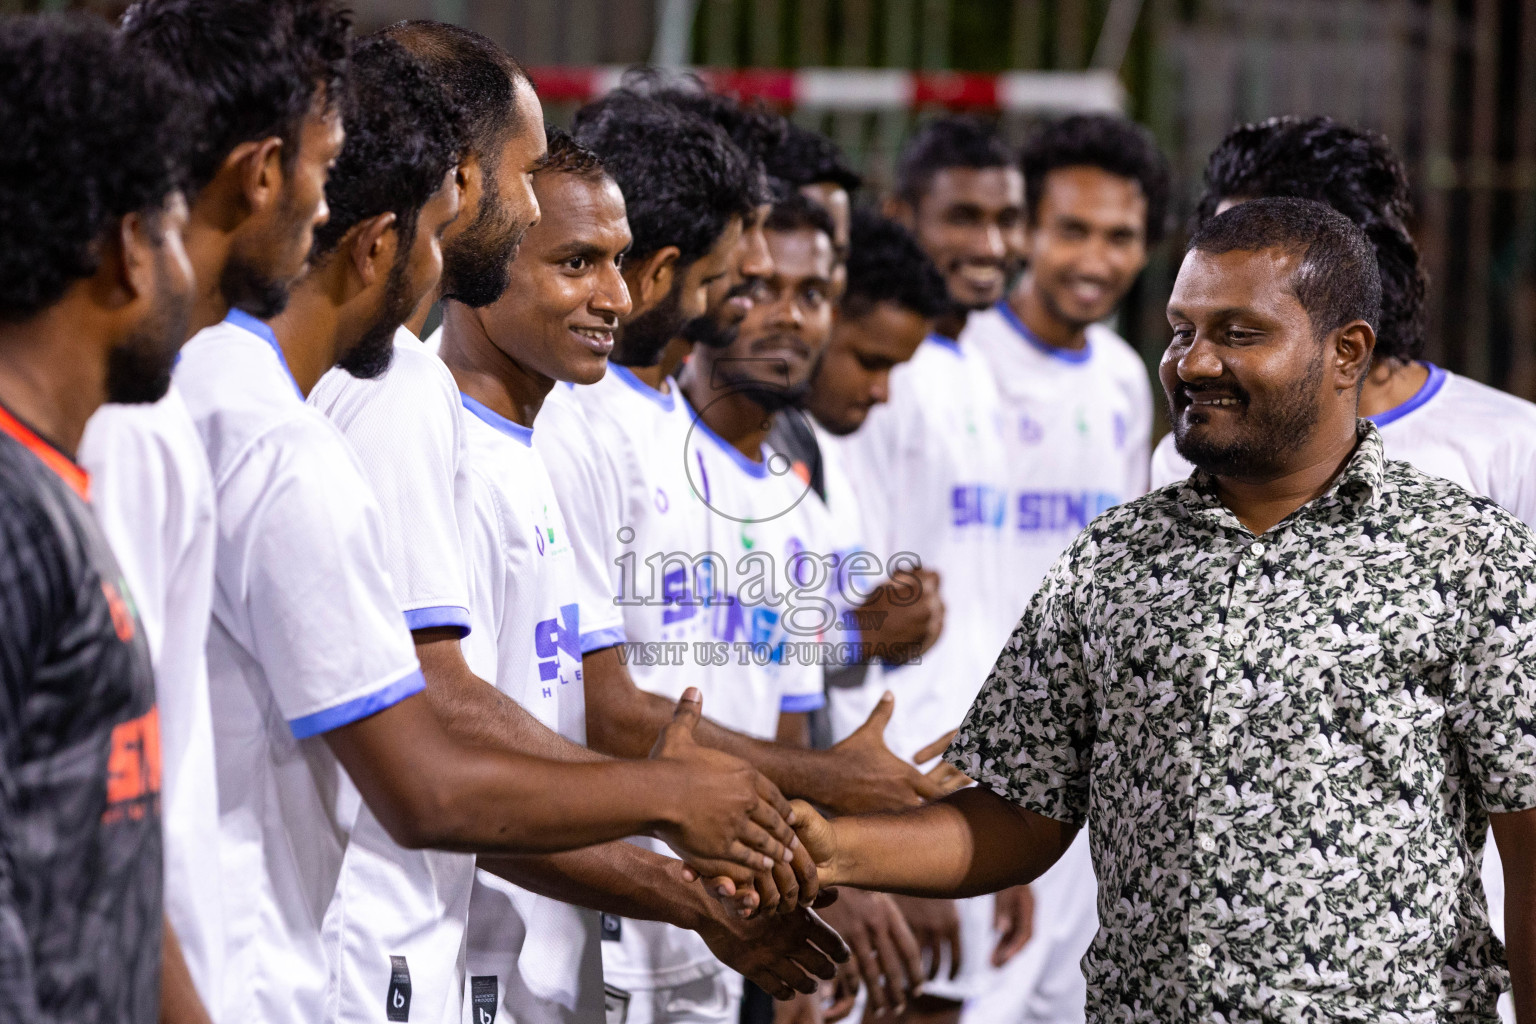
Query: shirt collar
1174 420 1385 530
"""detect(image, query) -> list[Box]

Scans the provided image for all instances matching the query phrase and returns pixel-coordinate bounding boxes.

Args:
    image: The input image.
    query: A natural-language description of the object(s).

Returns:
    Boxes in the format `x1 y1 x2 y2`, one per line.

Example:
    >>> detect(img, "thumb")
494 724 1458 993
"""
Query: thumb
855 690 895 738
788 798 834 865
654 687 703 757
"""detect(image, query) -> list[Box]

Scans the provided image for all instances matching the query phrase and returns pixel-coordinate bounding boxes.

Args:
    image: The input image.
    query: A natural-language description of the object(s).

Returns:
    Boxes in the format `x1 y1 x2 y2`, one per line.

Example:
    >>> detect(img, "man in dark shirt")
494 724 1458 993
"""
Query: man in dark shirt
0 16 197 1024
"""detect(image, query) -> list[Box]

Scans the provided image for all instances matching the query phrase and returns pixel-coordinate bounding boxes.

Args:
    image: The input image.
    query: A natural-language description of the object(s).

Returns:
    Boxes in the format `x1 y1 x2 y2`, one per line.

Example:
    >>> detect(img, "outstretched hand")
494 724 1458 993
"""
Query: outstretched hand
820 693 969 815
651 689 809 893
697 903 851 1001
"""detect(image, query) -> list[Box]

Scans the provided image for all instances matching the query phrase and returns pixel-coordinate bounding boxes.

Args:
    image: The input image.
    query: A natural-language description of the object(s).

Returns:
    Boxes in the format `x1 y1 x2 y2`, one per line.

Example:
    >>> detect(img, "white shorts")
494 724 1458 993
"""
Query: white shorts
604 969 744 1024
960 832 1096 1024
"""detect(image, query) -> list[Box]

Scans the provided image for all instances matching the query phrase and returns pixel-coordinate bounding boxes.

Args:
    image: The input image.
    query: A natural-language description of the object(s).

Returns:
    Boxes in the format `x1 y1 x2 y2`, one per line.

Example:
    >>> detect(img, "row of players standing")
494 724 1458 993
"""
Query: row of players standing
7 2 1536 1023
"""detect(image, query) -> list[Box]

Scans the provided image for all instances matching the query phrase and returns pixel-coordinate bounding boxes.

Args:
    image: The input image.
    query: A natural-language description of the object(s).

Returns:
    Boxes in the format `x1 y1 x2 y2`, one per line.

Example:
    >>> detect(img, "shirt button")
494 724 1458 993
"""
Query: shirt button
1193 942 1211 959
1199 836 1216 852
1249 542 1266 558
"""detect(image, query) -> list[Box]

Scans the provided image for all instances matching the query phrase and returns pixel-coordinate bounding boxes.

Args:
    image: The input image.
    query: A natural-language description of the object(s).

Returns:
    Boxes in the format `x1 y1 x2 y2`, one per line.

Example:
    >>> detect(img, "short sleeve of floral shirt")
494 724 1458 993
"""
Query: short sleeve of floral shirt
944 423 1536 1023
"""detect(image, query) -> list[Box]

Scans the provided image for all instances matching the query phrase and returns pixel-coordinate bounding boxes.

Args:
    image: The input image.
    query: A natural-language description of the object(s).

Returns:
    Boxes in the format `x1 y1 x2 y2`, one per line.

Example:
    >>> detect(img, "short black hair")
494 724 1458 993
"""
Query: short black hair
0 15 192 322
1020 114 1171 245
894 116 1011 207
121 0 350 197
1195 115 1426 363
1189 196 1381 342
309 36 464 263
765 186 836 240
573 91 757 266
841 208 948 320
381 21 532 161
537 125 608 184
766 122 862 193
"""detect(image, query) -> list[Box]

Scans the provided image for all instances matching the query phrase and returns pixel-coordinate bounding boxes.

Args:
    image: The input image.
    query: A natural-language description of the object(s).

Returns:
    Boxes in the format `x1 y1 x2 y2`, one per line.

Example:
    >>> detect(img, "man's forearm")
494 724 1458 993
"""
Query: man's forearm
479 842 714 930
826 788 1073 897
1509 873 1534 1024
417 630 605 763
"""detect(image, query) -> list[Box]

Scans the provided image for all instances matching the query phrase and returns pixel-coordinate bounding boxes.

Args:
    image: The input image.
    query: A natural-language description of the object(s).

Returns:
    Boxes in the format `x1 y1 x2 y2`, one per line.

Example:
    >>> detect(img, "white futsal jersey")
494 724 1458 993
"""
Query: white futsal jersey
459 394 618 1024
79 388 223 1012
964 304 1153 613
308 327 478 1024
833 334 1013 761
1153 361 1536 1024
174 312 425 1024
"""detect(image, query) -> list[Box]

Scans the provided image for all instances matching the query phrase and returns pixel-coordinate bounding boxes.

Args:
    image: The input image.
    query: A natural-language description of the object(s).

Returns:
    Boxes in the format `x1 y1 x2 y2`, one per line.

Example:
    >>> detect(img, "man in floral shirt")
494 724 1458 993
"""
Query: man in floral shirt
790 196 1536 1023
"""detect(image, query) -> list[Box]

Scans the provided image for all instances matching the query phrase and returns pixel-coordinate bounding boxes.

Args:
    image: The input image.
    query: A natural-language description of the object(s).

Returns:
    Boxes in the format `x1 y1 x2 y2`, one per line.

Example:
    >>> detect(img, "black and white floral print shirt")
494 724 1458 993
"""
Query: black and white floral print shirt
946 422 1536 1023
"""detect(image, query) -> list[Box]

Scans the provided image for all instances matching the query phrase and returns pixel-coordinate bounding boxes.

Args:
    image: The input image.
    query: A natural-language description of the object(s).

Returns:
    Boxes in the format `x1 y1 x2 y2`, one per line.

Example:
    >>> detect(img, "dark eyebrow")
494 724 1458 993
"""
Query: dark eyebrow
549 242 609 262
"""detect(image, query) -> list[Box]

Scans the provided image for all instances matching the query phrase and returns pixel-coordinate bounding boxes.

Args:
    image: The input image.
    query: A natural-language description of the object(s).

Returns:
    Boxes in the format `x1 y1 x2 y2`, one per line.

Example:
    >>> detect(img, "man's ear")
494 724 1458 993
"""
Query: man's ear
1333 320 1377 392
624 246 680 317
349 212 398 291
454 151 484 224
883 196 915 230
111 210 159 310
229 136 286 218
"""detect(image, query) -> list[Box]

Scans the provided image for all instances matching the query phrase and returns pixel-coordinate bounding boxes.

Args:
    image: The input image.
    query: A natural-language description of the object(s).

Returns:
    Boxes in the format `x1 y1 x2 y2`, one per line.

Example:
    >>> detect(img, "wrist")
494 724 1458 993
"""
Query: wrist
639 761 687 831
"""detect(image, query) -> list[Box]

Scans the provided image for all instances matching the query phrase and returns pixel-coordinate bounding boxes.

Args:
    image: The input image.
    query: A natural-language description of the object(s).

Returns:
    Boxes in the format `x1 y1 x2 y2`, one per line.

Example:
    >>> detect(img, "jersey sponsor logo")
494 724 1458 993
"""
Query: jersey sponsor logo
386 955 412 1022
600 913 623 941
103 705 161 825
102 577 137 643
535 603 582 685
951 484 1007 529
1016 491 1121 532
470 976 498 1024
1017 415 1045 445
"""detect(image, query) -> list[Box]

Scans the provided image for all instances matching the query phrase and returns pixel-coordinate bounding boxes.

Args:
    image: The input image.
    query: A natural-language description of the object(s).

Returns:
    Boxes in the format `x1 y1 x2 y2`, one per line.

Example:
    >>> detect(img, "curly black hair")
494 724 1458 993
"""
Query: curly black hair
380 21 532 162
764 186 837 241
765 121 862 193
121 0 350 197
1020 113 1171 246
572 91 757 266
308 35 464 264
537 125 608 184
894 115 1011 207
841 207 948 320
1191 197 1381 342
0 15 193 323
1195 116 1426 363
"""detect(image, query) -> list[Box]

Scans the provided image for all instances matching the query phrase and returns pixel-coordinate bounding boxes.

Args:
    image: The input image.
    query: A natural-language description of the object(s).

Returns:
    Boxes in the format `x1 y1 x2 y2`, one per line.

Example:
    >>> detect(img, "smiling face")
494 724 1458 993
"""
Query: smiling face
481 169 632 385
711 225 834 410
907 166 1024 311
1022 165 1148 330
1162 246 1366 479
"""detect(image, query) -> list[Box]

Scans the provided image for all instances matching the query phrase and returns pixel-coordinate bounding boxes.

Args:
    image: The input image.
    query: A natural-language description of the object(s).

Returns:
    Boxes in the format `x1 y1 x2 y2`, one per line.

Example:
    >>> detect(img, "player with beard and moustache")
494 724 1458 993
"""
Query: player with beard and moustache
952 112 1166 1024
836 118 1024 1024
175 40 801 1024
440 129 845 1024
1148 115 1536 1024
537 106 948 1024
73 1 350 1016
0 17 198 1023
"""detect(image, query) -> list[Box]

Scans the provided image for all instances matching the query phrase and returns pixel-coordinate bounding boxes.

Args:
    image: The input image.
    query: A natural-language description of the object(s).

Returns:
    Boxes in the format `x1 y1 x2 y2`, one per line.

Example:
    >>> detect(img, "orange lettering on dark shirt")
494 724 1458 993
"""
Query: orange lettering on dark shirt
104 706 161 823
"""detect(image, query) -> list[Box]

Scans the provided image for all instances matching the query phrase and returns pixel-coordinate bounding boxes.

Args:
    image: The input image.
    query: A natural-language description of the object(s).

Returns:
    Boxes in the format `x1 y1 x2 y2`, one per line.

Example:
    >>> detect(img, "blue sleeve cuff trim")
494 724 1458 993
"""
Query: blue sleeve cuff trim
779 692 827 713
580 626 627 654
288 669 426 739
403 605 471 638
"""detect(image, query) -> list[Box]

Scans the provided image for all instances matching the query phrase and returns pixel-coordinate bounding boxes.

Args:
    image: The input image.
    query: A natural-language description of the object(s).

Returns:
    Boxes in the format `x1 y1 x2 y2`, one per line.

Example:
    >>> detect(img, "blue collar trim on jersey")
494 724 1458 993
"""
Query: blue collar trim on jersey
610 363 676 411
460 393 534 447
682 393 769 478
225 308 303 397
926 332 961 354
1368 362 1447 428
996 300 1093 364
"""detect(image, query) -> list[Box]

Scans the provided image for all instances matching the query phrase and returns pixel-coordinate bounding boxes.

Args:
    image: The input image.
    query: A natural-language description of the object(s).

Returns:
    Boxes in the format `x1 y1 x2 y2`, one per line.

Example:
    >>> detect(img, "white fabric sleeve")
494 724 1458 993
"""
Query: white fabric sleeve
311 353 472 636
221 422 423 738
534 398 627 653
1127 362 1154 498
1149 432 1194 490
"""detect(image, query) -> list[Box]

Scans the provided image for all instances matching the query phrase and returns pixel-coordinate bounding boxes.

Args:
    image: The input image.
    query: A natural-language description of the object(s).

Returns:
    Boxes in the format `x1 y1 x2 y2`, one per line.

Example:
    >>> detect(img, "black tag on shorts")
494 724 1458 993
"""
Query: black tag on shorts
470 976 498 1024
600 913 622 941
386 955 412 1021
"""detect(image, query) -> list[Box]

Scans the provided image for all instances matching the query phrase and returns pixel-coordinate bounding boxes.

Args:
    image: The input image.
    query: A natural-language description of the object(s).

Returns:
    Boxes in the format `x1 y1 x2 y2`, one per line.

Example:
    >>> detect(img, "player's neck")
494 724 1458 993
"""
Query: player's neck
678 362 771 462
932 309 968 341
1008 275 1089 352
1212 415 1361 536
438 302 553 429
181 209 236 336
1358 358 1429 419
0 301 109 457
267 277 347 398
